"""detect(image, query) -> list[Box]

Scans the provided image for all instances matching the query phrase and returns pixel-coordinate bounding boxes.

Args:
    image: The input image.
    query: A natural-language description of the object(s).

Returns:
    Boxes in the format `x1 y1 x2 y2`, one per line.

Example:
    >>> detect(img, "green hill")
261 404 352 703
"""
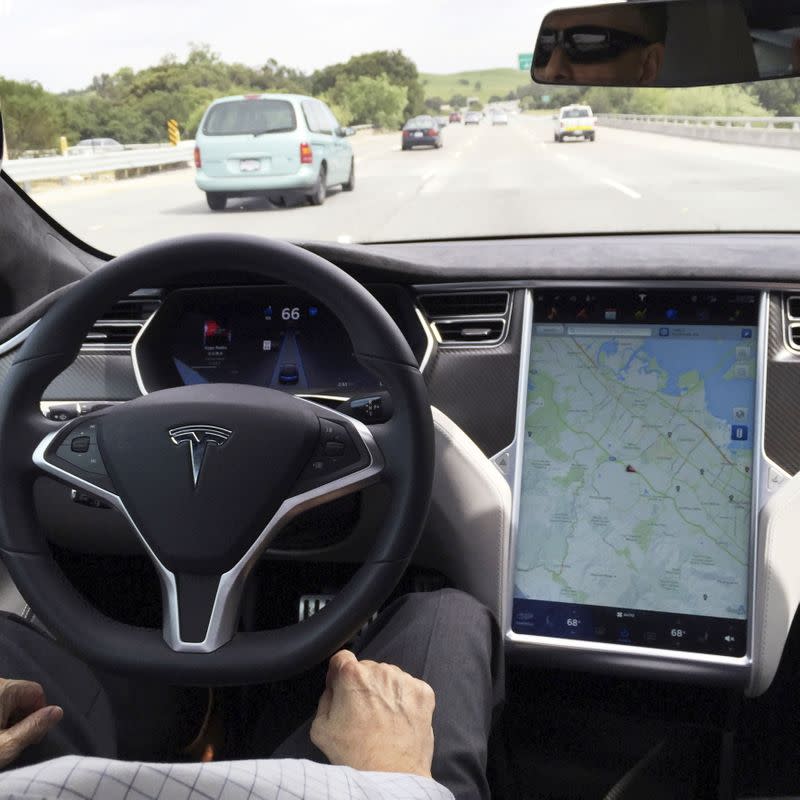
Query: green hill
420 68 528 104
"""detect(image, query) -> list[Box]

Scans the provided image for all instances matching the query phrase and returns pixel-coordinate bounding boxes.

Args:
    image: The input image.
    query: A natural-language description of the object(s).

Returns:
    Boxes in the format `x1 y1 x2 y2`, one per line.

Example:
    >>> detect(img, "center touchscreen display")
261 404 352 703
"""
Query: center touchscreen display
512 290 760 657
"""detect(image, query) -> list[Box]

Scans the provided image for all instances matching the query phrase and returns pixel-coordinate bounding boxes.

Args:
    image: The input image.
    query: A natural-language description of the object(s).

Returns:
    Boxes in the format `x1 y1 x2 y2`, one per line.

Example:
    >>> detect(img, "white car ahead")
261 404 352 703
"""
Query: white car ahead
554 105 596 142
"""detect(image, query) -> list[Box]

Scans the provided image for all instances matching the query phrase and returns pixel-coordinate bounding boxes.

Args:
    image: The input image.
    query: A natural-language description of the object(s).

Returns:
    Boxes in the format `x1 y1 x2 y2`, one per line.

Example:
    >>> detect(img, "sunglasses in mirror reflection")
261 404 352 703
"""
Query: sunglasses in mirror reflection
531 0 800 89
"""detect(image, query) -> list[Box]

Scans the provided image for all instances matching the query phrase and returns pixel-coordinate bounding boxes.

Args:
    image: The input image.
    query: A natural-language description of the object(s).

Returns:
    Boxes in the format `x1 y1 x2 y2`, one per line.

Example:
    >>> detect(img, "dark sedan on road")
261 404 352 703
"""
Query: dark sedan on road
401 116 443 150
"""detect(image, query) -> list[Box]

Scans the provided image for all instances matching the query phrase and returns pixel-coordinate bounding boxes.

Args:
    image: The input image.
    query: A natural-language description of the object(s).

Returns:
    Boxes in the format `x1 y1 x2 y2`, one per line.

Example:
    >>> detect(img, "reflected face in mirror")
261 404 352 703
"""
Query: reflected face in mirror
534 5 667 86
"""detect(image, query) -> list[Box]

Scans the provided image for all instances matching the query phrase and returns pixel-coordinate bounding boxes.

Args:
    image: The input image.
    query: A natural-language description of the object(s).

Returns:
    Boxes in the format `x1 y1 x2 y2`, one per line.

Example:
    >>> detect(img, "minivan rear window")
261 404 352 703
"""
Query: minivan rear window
202 99 297 136
562 108 590 118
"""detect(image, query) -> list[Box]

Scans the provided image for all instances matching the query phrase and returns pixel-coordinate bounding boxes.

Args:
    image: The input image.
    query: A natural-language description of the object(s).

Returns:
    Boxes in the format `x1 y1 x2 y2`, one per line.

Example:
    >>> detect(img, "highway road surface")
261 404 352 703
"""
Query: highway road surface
22 115 800 254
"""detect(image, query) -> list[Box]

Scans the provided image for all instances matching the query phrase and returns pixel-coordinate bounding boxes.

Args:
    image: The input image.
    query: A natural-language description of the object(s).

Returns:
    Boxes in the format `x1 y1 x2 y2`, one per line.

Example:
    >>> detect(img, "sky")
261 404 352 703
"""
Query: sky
1 0 555 92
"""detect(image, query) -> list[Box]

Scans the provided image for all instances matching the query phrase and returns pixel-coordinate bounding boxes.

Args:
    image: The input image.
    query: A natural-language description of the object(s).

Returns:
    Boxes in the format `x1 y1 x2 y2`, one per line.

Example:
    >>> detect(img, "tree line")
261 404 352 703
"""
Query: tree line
0 45 427 156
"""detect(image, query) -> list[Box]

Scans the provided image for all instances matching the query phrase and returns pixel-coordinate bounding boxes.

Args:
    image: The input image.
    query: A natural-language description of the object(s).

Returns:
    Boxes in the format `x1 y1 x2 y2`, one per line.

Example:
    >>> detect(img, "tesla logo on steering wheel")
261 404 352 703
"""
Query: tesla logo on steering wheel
168 425 232 488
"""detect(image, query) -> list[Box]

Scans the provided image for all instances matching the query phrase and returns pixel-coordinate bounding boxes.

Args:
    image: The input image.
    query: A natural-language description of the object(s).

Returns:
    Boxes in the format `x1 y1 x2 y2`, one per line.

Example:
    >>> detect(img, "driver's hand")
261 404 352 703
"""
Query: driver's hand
310 650 435 778
0 678 63 768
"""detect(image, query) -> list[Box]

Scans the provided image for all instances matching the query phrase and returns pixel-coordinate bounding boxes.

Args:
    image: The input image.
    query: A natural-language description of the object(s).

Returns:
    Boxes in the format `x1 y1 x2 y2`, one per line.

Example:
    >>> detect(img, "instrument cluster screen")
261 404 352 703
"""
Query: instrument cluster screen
165 287 379 393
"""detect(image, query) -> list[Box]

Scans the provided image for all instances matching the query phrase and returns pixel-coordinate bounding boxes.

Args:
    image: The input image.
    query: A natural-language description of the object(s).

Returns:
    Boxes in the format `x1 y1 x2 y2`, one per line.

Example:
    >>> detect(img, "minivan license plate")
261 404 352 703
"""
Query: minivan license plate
240 159 260 172
413 131 423 138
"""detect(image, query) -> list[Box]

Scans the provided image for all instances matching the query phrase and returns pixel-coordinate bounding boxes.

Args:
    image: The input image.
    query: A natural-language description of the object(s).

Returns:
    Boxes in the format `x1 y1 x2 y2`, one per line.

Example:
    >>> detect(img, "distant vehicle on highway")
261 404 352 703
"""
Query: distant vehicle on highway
464 111 482 125
194 93 355 211
67 138 124 156
554 104 596 142
491 111 509 126
436 116 449 128
449 112 462 123
401 116 443 150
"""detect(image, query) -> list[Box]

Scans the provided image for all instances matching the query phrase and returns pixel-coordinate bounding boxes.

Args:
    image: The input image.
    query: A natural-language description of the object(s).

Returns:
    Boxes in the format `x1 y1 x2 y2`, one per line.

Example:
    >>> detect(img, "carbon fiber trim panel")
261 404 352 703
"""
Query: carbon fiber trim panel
43 354 140 401
423 289 523 456
765 294 800 475
0 351 13 388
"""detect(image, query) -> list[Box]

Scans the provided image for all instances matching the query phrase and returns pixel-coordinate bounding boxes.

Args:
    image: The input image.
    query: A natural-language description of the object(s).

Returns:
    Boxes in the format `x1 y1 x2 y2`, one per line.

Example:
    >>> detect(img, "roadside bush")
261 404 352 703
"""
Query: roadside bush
326 74 408 129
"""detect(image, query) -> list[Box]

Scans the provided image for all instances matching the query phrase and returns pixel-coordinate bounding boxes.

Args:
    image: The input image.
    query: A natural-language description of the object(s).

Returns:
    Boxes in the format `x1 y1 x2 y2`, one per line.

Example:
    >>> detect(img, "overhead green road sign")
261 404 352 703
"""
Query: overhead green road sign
518 52 533 70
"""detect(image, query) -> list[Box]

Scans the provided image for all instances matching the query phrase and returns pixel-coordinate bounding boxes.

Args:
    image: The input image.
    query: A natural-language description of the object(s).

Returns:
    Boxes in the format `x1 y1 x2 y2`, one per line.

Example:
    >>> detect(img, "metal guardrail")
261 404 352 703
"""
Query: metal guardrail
4 141 195 185
601 114 800 129
4 129 380 186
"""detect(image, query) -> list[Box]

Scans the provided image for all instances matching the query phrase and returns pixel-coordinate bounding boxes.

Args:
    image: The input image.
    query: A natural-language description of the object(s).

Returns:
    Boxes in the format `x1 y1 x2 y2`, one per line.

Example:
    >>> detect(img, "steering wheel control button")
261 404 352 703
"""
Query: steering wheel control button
324 441 346 457
55 442 108 475
294 417 371 491
320 419 348 444
49 420 110 479
70 436 91 453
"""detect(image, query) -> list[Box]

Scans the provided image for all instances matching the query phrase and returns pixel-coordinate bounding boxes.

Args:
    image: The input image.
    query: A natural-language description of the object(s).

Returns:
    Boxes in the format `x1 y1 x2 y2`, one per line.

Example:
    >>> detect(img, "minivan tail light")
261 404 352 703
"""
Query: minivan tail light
427 129 437 136
300 142 313 164
193 146 201 168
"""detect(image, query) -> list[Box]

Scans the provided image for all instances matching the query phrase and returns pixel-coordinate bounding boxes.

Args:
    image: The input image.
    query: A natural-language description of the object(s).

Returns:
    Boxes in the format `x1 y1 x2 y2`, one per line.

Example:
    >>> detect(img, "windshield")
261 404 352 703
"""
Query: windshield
404 117 434 129
202 99 297 136
2 1 800 254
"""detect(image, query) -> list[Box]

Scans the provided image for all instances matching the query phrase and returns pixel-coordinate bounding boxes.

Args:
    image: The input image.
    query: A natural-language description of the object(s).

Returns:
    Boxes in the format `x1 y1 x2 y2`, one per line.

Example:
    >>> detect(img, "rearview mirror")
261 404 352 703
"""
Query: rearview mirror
532 0 800 88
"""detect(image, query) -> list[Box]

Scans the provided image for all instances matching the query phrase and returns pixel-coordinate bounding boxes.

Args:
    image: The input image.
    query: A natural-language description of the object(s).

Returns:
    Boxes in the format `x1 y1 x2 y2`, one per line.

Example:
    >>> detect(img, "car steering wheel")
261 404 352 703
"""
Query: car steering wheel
0 235 434 684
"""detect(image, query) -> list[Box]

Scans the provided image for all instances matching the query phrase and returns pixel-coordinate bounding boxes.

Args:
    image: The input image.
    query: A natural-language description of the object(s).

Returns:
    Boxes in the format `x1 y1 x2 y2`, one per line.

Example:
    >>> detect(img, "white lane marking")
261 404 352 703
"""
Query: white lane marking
602 178 642 199
337 234 353 244
556 153 569 162
454 151 463 159
422 171 436 181
88 224 104 231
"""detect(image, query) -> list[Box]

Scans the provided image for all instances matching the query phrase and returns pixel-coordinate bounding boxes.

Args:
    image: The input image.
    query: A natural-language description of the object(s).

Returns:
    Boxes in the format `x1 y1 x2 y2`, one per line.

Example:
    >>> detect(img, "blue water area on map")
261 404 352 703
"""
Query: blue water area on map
637 338 754 429
587 330 757 452
598 340 619 361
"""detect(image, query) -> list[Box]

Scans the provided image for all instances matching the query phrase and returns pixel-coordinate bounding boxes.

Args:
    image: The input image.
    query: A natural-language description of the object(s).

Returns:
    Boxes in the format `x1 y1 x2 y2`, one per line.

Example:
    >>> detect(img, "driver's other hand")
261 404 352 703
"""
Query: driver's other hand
0 678 63 768
310 650 435 778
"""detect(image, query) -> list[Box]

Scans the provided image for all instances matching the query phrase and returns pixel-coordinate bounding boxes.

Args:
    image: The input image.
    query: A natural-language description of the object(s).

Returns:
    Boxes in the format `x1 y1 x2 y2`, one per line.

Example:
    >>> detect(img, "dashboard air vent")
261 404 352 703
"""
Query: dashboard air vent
418 291 509 318
83 292 162 350
789 323 800 350
434 319 505 344
787 295 800 321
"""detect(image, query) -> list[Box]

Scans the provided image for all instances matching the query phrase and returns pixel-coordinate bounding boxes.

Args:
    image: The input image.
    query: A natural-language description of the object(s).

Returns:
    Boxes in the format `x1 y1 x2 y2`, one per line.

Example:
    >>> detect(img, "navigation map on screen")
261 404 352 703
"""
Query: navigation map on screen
512 296 758 655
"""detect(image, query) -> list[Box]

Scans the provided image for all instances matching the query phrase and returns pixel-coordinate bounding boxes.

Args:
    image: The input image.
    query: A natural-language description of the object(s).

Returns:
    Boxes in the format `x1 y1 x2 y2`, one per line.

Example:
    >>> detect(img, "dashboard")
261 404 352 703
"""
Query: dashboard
13 233 800 697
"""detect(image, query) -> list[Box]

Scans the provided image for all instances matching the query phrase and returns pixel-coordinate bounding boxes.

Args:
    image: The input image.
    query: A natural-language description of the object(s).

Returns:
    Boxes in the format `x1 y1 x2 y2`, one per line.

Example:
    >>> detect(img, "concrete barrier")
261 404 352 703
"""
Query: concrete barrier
599 115 800 149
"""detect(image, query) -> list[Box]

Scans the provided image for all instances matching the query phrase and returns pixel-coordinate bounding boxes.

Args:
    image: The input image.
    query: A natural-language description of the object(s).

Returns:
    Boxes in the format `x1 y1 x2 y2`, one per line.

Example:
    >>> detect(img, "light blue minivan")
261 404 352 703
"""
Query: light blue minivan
194 93 355 211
